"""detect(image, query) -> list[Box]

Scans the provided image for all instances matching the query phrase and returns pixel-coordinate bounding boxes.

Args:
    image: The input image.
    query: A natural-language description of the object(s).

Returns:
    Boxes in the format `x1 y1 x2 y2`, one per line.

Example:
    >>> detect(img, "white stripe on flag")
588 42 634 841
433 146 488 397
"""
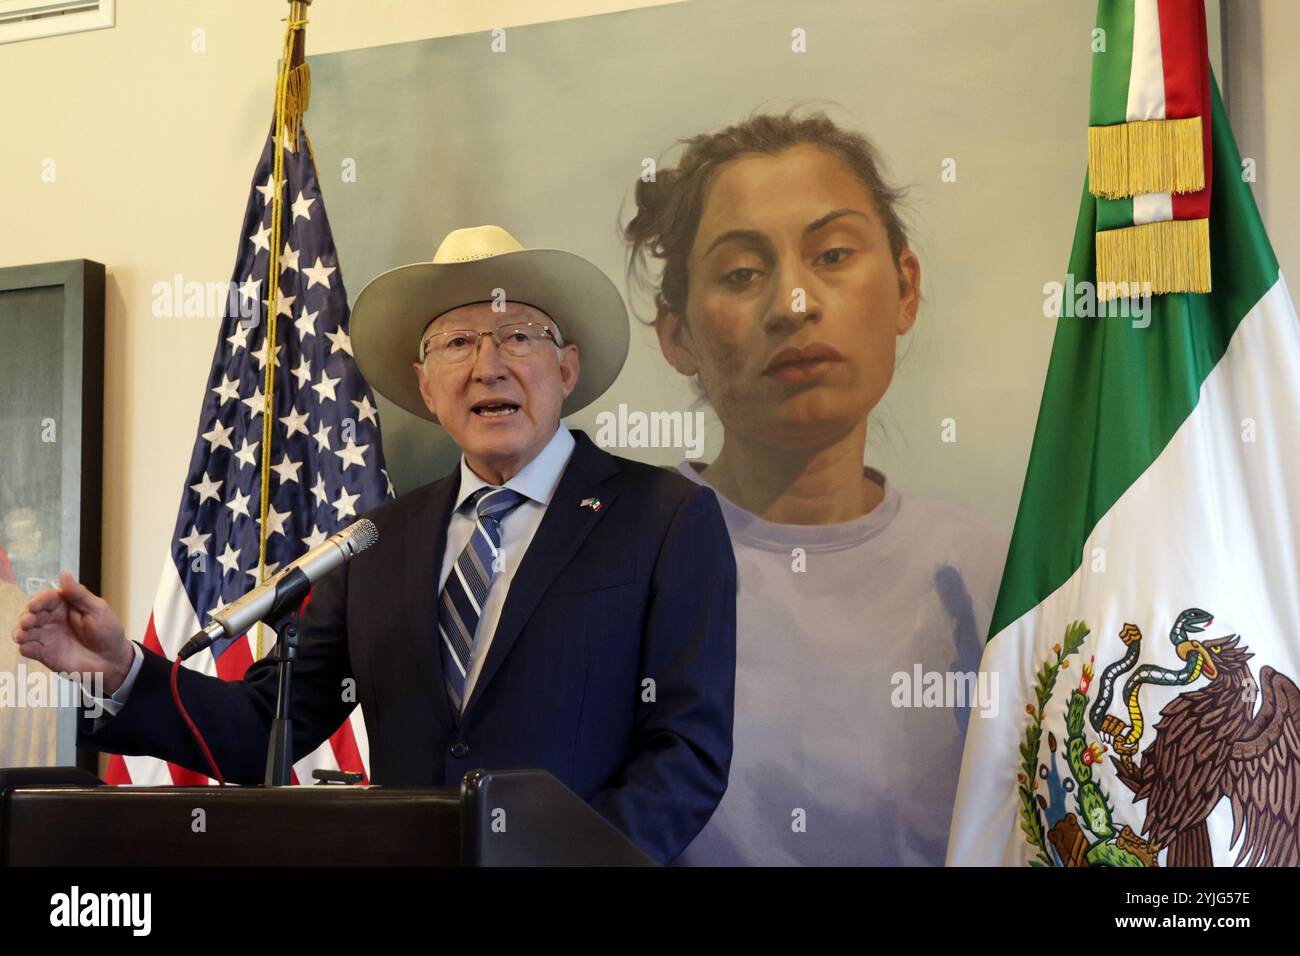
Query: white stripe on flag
1126 0 1167 122
948 276 1300 864
119 753 172 786
348 708 370 776
1132 191 1174 225
152 555 202 658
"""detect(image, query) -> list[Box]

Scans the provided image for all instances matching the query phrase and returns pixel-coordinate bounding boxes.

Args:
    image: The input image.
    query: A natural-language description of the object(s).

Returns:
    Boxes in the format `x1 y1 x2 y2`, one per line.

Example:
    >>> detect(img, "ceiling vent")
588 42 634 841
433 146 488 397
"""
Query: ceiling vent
0 0 114 45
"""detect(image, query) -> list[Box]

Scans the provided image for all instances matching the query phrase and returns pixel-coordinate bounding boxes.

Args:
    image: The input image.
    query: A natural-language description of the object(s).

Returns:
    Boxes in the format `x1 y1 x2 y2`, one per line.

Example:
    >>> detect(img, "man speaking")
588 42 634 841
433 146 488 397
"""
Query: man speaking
11 225 738 864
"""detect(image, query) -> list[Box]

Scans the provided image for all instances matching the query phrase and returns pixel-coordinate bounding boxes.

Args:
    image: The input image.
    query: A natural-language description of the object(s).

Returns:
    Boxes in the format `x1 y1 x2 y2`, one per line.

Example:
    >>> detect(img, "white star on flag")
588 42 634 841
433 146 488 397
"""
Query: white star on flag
217 543 242 577
302 524 328 549
291 190 315 221
303 257 336 290
248 222 272 253
313 422 333 452
202 420 234 453
259 505 291 538
325 327 353 356
332 486 360 520
334 439 369 471
226 487 252 520
190 472 223 504
312 371 341 403
280 407 310 438
291 357 312 388
255 174 278 205
352 395 378 426
294 307 319 340
212 375 240 405
274 292 296 319
233 437 260 470
279 241 300 273
178 525 211 556
270 453 302 485
311 473 328 506
226 324 252 354
242 386 265 420
238 277 261 306
252 339 282 371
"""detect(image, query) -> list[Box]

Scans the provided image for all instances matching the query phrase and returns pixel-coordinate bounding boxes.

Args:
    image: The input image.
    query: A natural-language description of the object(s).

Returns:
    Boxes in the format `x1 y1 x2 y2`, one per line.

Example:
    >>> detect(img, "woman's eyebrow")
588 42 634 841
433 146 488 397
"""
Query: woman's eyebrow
701 208 872 259
701 228 772 260
805 208 872 235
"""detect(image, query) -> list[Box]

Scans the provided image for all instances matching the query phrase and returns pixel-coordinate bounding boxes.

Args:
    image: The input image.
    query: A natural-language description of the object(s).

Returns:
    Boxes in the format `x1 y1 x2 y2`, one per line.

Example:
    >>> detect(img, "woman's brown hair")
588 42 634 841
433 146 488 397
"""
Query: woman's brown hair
623 107 911 321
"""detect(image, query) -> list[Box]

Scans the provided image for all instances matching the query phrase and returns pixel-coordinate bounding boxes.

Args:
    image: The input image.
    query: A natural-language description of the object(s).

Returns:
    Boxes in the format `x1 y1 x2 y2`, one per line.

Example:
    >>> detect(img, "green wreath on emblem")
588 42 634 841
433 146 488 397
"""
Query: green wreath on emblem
1017 621 1151 867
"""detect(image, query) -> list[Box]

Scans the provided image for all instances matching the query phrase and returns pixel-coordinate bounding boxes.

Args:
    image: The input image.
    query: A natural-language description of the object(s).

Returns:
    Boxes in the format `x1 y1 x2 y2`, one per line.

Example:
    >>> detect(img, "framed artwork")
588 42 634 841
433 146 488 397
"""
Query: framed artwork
0 258 104 769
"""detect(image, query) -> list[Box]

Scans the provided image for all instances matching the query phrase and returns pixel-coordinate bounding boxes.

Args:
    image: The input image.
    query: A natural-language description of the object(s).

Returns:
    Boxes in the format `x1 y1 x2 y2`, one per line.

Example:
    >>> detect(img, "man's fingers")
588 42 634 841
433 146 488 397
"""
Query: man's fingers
15 602 66 632
58 570 102 614
21 587 64 613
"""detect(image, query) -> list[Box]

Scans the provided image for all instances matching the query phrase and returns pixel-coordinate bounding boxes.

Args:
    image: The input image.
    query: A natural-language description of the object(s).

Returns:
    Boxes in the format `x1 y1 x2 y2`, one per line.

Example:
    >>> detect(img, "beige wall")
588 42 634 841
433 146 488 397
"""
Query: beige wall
1 0 1295 658
1224 0 1300 286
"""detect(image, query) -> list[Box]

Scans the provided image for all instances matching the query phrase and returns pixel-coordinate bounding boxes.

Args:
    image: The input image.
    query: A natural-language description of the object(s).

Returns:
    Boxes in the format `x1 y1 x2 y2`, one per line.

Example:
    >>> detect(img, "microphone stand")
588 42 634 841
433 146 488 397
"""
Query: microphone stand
262 607 301 787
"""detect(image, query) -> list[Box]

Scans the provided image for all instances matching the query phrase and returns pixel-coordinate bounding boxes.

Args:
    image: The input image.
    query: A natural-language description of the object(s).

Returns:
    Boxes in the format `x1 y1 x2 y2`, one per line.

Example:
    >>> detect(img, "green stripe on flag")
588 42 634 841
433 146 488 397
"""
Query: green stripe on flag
990 74 1279 639
1089 0 1135 126
1096 195 1135 231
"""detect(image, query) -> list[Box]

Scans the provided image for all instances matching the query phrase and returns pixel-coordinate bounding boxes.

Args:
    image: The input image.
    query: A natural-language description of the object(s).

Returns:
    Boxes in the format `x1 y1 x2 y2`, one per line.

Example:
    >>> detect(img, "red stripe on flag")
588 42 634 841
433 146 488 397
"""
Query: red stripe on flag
142 612 165 655
1155 0 1203 119
105 754 131 784
215 633 254 681
327 716 369 782
1159 0 1212 221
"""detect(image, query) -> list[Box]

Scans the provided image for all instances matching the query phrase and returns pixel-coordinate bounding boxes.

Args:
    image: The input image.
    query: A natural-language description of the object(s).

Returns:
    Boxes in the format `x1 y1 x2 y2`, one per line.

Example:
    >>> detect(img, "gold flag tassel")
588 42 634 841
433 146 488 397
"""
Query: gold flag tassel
1087 116 1205 199
253 3 311 659
1095 218 1211 300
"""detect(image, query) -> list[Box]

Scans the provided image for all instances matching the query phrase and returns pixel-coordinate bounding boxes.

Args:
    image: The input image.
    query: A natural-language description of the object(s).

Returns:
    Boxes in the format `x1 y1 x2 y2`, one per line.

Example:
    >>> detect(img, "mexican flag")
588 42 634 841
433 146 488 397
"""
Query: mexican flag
947 4 1300 867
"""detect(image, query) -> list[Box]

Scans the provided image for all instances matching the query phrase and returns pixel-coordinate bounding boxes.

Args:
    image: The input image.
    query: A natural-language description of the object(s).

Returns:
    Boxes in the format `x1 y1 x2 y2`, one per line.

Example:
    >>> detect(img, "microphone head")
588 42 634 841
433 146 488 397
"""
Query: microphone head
338 518 379 557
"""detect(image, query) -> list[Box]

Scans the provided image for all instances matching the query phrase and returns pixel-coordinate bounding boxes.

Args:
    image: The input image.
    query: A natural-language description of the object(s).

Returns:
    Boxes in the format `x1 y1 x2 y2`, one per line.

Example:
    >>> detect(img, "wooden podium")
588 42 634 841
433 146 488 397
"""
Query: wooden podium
0 767 655 866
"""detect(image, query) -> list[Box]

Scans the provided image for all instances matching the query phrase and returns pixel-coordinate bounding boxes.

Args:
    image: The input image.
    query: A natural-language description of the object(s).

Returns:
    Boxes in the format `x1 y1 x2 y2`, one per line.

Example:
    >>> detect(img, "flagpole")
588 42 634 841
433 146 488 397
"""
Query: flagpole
288 0 310 69
253 1 312 659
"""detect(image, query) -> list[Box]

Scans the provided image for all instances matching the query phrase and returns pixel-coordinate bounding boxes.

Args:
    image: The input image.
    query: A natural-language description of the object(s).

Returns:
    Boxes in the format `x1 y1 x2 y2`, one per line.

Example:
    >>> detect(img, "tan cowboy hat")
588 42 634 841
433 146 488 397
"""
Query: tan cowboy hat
351 225 629 423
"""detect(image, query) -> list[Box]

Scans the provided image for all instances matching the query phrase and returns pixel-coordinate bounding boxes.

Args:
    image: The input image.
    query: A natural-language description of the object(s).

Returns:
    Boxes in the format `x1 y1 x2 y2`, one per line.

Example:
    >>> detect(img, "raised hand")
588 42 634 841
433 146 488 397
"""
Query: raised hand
11 570 133 695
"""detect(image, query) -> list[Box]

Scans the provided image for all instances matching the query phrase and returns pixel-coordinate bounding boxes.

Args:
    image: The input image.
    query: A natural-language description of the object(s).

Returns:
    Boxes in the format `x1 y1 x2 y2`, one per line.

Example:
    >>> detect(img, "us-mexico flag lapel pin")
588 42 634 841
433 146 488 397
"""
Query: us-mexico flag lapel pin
580 497 602 512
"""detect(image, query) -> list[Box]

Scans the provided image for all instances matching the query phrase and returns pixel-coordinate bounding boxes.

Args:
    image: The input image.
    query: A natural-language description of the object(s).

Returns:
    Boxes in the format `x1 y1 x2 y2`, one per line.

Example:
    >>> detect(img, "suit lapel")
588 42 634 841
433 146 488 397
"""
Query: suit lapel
461 431 620 721
401 472 459 734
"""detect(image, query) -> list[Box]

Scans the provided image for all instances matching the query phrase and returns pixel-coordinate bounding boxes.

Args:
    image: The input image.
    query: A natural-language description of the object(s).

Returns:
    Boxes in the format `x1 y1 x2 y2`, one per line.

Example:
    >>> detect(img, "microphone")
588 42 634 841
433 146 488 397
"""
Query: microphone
178 519 379 661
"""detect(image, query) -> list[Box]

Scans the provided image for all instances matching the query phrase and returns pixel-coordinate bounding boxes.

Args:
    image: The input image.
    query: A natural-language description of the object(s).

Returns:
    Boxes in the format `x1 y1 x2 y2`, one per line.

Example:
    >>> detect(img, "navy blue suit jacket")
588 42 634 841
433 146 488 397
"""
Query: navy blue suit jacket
80 430 737 863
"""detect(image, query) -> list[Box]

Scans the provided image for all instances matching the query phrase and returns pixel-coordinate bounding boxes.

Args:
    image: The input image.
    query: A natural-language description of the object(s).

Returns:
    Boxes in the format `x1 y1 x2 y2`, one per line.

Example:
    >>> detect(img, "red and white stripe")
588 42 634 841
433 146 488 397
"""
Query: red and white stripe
105 555 370 786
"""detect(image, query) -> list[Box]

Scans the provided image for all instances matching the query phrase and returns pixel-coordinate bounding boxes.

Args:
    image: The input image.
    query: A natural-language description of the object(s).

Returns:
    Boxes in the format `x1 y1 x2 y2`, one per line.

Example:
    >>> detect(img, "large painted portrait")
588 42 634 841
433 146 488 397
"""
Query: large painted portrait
301 0 1223 863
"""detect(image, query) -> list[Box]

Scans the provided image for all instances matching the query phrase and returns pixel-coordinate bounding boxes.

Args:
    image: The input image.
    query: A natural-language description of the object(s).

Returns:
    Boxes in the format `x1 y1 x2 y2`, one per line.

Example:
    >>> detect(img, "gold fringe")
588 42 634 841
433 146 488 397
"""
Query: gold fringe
1095 218 1211 299
1087 116 1204 199
282 61 312 140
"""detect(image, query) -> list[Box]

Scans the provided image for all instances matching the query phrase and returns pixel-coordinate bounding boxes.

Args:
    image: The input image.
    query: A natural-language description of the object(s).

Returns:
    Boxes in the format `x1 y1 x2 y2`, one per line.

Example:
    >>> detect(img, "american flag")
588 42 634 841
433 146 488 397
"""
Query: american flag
106 120 394 785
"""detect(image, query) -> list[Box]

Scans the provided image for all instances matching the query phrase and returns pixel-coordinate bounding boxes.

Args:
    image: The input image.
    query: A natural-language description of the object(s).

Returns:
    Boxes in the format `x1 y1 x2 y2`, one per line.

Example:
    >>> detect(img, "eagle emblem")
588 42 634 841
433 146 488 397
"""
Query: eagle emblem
1018 611 1300 866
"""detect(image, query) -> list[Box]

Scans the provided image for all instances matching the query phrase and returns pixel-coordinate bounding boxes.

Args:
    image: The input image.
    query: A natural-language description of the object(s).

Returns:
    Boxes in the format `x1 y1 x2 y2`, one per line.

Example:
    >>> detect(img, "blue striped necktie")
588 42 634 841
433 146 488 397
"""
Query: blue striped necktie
439 485 527 714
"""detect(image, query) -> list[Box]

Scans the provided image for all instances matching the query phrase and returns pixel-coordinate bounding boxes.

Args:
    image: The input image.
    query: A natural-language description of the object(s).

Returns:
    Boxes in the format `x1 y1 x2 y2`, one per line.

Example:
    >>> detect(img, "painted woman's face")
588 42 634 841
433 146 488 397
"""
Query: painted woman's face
656 143 920 450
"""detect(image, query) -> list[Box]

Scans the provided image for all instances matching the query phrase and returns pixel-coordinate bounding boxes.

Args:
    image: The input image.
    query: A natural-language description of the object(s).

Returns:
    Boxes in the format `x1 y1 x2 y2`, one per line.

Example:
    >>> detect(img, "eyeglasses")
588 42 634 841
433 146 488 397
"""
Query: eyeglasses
418 321 562 365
